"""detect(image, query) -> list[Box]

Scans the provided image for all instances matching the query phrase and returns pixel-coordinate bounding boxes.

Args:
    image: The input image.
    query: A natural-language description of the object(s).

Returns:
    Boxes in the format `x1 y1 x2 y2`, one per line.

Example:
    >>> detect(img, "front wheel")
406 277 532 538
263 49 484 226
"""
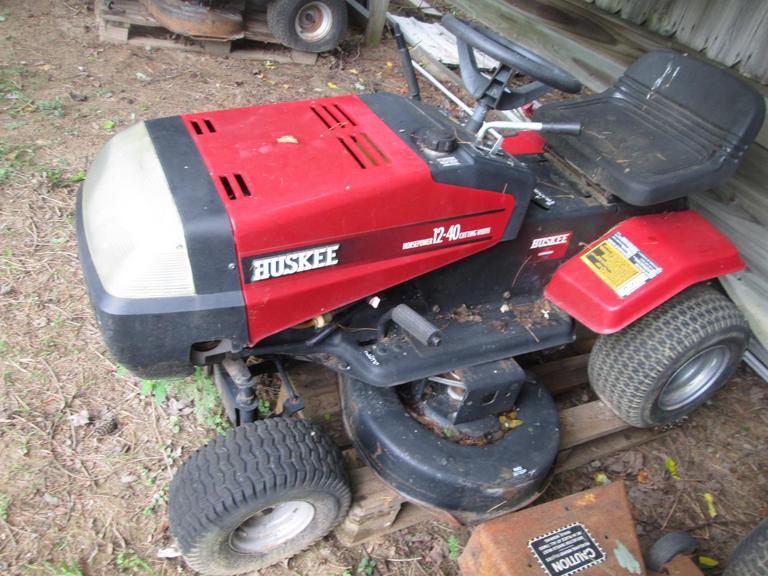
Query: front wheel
589 284 748 428
169 418 350 575
267 0 347 52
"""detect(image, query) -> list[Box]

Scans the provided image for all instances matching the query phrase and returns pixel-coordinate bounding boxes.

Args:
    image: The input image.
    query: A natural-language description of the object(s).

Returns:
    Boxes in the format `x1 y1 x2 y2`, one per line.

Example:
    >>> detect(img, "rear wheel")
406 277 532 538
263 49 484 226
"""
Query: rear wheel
589 285 748 428
725 520 768 576
266 0 347 52
169 418 350 575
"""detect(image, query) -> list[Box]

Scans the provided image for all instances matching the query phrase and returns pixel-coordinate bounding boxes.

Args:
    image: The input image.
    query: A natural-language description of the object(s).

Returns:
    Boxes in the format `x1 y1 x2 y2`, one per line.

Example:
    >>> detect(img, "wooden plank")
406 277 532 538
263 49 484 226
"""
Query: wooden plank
528 353 589 395
555 427 663 473
559 400 628 449
365 0 390 47
405 0 442 17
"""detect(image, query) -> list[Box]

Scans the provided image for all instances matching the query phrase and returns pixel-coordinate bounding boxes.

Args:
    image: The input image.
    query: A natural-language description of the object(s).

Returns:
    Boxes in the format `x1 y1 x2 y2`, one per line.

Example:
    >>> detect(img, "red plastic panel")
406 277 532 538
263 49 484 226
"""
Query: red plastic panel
544 210 745 334
502 130 546 155
183 96 516 345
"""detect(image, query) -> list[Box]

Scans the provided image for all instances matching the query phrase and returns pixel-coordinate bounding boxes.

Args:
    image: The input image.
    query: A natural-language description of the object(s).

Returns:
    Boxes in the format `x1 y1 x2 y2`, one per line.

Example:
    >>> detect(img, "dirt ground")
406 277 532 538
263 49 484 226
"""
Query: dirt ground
0 1 766 575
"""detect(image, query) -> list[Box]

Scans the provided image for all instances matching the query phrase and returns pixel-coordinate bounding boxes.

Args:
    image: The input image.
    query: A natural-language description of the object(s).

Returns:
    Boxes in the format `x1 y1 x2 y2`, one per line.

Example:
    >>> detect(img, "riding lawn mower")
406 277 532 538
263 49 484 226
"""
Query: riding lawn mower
76 14 765 575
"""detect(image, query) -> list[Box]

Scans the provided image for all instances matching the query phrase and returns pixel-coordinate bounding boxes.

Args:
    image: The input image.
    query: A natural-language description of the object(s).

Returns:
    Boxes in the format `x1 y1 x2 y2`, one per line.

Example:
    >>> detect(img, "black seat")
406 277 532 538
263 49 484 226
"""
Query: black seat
536 50 765 206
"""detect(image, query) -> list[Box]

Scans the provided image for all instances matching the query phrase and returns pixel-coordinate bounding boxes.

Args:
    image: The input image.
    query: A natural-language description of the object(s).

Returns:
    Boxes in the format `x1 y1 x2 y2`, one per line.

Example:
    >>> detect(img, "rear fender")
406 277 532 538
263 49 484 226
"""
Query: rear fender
544 210 745 334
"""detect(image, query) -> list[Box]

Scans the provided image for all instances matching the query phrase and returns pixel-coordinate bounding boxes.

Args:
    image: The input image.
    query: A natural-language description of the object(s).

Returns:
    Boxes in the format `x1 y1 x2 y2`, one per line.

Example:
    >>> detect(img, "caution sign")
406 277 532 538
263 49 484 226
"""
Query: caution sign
581 231 662 298
528 523 605 576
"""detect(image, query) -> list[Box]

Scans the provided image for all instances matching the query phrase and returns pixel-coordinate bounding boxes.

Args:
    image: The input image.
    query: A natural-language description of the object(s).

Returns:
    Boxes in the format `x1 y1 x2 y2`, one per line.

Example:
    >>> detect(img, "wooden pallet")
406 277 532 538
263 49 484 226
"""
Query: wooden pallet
278 353 665 546
96 0 318 64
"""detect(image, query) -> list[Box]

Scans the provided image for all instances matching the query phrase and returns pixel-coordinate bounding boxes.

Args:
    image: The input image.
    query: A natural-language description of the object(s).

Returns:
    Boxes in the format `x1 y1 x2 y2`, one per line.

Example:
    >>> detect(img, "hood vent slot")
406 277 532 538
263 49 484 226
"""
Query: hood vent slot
338 133 389 169
311 103 357 130
191 118 216 135
219 173 251 200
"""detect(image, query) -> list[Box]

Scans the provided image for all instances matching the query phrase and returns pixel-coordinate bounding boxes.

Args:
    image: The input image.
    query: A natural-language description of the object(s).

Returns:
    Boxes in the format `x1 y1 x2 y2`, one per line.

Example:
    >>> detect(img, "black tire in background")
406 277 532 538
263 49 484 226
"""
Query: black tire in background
725 520 768 576
169 418 350 576
589 284 749 428
645 531 698 572
267 0 347 52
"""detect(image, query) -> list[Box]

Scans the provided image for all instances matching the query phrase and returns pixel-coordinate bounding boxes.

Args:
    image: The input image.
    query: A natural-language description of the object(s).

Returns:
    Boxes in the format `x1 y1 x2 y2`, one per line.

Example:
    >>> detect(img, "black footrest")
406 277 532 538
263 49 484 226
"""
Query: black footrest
318 297 574 387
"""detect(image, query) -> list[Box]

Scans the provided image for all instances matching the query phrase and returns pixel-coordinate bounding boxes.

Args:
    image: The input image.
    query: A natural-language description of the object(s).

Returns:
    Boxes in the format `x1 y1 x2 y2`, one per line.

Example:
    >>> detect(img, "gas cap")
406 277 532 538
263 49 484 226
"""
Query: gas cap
422 127 457 153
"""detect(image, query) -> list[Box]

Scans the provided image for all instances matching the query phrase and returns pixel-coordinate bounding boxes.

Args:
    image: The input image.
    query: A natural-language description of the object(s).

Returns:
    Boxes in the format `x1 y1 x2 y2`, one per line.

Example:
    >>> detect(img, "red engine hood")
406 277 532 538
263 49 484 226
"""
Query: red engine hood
182 95 517 345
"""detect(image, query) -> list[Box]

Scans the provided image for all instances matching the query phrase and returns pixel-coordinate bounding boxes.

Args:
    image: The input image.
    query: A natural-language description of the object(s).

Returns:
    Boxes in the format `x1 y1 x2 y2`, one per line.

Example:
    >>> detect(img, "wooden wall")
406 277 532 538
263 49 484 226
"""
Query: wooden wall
585 0 768 84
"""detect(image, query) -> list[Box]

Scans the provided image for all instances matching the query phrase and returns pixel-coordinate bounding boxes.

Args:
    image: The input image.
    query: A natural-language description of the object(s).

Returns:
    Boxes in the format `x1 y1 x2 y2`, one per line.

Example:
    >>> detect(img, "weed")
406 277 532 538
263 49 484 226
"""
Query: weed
356 557 376 576
143 486 167 516
37 96 64 117
116 551 157 575
181 367 227 430
0 142 36 181
169 415 181 433
447 534 461 561
137 367 226 433
0 493 9 521
39 561 85 576
102 119 116 130
139 378 174 405
257 398 272 415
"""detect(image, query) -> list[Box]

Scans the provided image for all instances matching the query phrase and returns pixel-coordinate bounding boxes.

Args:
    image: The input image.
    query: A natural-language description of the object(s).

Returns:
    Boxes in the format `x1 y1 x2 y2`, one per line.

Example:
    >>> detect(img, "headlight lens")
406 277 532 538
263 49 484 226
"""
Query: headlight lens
82 122 195 299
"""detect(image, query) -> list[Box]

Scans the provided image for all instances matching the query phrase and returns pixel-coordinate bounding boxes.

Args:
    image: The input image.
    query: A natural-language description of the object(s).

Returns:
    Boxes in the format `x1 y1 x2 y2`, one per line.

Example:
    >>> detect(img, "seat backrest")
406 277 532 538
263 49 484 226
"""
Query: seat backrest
537 50 765 206
620 50 764 152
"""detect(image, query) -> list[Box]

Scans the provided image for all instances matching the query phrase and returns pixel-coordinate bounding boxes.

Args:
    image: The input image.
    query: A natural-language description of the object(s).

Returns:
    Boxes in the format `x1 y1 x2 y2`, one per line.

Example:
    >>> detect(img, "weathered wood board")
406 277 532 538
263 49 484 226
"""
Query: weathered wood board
583 0 768 82
95 0 318 64
279 355 664 546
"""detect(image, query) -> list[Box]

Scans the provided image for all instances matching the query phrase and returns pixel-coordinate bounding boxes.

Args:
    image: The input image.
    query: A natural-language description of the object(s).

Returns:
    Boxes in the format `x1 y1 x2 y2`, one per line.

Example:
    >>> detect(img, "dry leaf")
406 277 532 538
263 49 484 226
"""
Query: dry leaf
326 81 338 89
157 546 182 559
637 470 650 484
69 409 91 427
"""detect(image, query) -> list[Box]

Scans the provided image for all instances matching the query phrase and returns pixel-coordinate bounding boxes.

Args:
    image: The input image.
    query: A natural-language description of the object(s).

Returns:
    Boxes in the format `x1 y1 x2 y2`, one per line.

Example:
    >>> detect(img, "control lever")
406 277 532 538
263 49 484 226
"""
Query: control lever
477 120 582 155
274 358 305 416
378 304 442 347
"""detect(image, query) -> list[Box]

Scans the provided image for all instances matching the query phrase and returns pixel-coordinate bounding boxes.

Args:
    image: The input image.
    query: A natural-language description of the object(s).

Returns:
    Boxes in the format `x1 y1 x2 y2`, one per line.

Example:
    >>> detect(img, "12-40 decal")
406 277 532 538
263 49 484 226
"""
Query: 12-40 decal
402 223 492 251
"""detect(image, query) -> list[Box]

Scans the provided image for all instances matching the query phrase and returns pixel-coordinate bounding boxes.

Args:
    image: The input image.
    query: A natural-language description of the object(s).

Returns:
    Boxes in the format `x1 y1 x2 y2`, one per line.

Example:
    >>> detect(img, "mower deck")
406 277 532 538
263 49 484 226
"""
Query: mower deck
275 349 666 546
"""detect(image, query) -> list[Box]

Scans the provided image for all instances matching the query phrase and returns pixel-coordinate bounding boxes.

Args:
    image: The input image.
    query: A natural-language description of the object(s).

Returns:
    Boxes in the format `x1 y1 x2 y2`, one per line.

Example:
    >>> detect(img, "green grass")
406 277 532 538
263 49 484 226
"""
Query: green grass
356 557 376 576
36 561 85 576
0 493 10 521
447 534 461 561
115 551 157 575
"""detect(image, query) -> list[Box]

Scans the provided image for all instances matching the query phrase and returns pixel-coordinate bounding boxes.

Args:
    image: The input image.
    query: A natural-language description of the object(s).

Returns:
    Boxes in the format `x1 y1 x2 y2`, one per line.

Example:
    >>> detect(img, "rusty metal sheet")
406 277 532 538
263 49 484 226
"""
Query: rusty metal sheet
653 555 704 576
143 0 245 40
459 481 646 576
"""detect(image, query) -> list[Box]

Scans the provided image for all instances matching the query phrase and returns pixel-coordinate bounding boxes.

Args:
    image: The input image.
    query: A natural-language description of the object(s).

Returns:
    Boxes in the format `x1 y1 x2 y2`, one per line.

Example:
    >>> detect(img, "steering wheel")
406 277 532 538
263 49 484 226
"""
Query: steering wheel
442 15 582 96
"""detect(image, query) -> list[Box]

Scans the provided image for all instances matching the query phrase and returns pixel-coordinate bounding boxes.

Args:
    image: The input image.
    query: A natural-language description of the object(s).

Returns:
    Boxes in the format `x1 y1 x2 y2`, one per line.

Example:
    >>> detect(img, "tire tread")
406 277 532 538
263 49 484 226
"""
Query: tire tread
589 285 748 427
169 418 350 575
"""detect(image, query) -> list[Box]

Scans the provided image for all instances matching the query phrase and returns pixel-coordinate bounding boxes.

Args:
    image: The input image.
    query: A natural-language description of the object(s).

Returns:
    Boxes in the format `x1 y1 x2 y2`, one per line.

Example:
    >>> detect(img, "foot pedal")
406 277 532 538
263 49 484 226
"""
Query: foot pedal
380 304 442 347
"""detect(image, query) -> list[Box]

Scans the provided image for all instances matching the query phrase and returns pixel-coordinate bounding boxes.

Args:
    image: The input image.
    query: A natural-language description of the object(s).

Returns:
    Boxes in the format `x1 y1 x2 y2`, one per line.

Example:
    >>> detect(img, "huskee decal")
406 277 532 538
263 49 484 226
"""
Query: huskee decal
247 244 340 282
